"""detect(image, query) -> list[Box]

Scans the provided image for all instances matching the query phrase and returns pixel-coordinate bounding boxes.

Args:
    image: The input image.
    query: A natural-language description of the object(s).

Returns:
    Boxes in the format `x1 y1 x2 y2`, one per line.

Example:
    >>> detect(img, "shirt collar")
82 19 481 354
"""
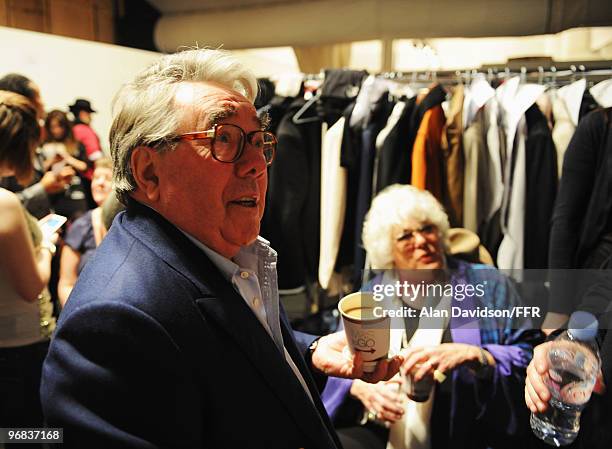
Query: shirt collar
180 230 274 282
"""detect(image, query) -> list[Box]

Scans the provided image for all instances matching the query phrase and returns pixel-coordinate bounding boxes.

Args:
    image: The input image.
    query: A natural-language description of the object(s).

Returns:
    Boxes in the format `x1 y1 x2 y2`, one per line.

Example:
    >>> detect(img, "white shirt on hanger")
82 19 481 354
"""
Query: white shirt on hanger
590 78 612 108
496 77 546 270
319 118 347 290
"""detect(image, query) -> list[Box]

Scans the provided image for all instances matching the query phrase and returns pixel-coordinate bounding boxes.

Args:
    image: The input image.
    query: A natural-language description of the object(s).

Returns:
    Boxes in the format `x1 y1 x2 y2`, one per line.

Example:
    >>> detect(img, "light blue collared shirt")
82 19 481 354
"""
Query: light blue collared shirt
187 234 284 352
180 232 314 402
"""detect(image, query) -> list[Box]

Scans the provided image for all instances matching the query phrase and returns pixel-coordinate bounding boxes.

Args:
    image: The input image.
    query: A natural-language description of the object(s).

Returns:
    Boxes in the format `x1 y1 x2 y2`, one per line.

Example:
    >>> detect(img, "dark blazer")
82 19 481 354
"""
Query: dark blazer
41 203 340 449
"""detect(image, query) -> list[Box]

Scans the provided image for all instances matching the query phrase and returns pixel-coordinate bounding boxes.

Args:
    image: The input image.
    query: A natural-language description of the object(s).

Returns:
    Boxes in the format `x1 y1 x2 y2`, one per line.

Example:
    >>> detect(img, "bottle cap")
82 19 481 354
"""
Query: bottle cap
568 311 599 341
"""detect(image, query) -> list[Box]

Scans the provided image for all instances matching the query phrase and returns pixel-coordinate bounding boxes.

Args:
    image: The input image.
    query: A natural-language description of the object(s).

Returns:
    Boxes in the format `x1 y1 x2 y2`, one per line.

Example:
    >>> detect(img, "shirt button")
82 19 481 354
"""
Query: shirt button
252 297 260 307
240 271 249 279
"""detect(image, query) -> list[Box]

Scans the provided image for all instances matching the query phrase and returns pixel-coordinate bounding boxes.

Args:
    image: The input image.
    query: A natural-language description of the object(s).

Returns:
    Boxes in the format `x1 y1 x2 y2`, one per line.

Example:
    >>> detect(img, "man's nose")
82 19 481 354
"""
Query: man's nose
234 145 267 178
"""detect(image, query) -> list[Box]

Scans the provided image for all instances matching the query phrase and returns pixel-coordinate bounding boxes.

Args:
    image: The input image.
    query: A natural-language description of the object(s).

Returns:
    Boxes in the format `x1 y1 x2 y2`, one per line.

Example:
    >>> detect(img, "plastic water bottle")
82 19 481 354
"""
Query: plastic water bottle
530 311 601 446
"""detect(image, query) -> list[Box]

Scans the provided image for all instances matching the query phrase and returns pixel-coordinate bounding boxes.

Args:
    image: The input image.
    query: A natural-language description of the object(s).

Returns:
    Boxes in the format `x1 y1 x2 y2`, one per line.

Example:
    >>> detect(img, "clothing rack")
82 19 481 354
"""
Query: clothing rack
376 61 612 87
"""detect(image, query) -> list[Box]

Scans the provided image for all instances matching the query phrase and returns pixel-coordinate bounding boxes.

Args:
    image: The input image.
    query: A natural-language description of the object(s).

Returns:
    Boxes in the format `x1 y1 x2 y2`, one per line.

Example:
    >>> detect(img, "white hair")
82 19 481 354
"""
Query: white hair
110 48 258 205
362 184 450 269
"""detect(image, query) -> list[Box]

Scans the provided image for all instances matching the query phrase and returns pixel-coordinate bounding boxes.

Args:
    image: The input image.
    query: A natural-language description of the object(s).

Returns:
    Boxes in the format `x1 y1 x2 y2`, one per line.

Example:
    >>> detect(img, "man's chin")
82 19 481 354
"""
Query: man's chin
224 229 260 248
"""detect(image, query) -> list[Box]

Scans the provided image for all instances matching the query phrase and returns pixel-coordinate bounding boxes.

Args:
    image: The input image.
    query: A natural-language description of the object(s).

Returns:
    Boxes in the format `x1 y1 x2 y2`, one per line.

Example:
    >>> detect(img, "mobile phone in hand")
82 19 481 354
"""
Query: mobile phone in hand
38 214 67 239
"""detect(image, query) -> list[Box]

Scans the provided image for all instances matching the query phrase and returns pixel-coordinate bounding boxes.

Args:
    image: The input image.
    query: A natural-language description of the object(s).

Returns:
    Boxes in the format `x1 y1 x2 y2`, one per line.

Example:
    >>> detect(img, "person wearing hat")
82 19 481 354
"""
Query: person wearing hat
69 98 102 167
69 98 102 208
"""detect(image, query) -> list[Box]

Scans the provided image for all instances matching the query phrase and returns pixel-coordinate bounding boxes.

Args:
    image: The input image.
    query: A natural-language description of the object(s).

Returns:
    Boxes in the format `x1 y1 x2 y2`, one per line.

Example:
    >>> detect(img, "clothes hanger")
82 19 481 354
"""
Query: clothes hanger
292 91 321 124
292 74 324 125
520 66 527 84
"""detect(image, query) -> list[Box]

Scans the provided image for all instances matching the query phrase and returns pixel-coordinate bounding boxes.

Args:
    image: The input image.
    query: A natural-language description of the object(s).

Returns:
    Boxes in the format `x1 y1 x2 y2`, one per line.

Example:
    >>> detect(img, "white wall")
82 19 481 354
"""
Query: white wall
392 27 612 72
0 26 161 151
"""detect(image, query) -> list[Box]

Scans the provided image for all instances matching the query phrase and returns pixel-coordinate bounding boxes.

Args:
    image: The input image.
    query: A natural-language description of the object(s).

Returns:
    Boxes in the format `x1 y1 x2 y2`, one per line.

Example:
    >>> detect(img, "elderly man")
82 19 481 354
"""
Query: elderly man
41 49 400 448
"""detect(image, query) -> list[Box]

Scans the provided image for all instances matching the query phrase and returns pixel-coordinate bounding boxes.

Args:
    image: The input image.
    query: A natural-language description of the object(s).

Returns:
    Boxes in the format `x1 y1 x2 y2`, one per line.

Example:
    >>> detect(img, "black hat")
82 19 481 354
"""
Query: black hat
69 98 96 114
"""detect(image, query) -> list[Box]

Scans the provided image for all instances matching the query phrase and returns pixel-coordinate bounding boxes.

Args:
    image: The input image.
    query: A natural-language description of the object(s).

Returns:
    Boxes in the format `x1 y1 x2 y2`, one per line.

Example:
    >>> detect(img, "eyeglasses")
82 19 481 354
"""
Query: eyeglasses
172 123 276 166
395 224 438 244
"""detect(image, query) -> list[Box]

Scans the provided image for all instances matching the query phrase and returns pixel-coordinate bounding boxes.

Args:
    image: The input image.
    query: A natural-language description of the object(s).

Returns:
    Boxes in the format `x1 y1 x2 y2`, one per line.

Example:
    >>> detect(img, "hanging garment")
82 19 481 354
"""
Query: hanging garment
579 90 600 122
262 97 323 290
372 100 408 194
498 115 528 270
440 84 465 227
552 79 587 178
590 79 612 108
263 69 367 290
461 77 496 234
374 96 417 193
350 75 393 129
552 95 576 179
524 103 558 269
557 78 587 127
480 97 505 261
319 118 347 289
351 91 395 284
336 103 361 273
373 85 446 195
497 79 547 269
411 105 446 201
462 109 486 234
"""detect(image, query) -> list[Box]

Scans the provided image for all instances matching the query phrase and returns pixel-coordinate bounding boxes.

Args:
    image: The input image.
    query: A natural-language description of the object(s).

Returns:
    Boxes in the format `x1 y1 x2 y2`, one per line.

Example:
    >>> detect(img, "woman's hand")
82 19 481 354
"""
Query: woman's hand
350 378 405 424
401 343 485 381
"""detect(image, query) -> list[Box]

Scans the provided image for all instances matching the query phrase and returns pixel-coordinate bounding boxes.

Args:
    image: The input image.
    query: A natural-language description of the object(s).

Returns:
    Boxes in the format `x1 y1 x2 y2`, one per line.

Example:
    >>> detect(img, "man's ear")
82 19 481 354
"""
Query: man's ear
130 146 160 203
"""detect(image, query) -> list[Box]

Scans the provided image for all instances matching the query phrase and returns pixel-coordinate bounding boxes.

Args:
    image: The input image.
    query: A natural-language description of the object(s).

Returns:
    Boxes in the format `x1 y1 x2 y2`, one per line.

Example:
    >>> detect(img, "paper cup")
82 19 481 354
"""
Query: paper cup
338 292 390 373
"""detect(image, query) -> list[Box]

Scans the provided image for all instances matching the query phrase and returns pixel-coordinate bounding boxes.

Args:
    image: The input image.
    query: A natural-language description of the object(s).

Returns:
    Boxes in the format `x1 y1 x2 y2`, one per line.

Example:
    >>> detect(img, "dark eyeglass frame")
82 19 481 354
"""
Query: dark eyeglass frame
171 123 276 166
396 224 439 244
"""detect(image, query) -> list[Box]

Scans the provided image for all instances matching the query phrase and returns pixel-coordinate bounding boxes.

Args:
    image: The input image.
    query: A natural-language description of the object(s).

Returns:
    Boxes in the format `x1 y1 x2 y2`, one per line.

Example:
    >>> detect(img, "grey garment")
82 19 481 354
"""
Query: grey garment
462 108 488 234
443 84 464 228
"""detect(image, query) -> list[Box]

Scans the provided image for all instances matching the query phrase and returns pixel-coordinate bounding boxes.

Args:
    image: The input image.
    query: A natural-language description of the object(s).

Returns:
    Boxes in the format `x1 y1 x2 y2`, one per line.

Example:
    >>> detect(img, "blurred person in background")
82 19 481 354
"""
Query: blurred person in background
42 110 90 222
58 157 112 306
0 90 57 448
69 98 102 208
0 73 74 219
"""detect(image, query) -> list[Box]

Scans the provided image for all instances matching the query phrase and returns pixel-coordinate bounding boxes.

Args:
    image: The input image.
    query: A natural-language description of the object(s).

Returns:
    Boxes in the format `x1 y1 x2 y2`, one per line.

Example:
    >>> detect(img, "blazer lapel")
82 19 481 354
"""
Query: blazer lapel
123 205 337 448
279 317 342 449
197 293 338 449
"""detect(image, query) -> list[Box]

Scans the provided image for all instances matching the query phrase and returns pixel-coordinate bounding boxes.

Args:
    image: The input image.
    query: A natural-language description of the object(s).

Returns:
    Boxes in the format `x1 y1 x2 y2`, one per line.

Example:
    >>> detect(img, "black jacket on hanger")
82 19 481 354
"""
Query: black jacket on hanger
351 95 395 285
524 103 558 269
261 97 323 290
374 96 417 193
262 70 367 290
